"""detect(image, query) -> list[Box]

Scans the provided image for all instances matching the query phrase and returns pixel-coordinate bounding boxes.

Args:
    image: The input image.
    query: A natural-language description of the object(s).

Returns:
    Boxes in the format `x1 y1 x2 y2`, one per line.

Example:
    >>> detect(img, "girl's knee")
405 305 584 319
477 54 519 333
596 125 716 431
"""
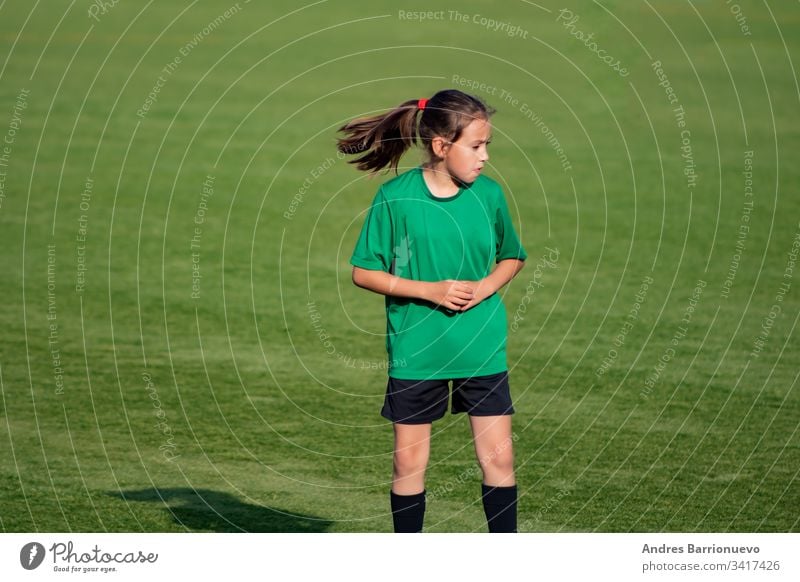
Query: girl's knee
393 447 429 476
478 447 514 475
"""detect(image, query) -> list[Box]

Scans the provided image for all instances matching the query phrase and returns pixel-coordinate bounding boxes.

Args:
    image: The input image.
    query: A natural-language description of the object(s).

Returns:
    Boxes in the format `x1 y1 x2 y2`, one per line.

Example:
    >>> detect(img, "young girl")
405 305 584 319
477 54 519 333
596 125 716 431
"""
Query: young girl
338 89 527 533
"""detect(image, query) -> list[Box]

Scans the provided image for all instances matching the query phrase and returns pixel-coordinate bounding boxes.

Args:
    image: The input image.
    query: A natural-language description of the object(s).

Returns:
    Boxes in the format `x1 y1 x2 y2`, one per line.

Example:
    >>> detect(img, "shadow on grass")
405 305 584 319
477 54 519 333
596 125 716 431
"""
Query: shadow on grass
109 488 332 532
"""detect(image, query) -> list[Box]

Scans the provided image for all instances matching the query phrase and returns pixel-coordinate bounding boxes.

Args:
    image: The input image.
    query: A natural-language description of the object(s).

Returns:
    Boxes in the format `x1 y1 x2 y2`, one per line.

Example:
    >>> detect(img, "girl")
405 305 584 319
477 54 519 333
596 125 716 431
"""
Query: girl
338 89 527 533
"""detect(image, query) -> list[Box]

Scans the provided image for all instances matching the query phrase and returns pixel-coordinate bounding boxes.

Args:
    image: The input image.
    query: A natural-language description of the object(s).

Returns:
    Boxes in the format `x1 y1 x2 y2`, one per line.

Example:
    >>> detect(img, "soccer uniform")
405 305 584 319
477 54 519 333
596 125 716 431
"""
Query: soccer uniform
350 165 527 422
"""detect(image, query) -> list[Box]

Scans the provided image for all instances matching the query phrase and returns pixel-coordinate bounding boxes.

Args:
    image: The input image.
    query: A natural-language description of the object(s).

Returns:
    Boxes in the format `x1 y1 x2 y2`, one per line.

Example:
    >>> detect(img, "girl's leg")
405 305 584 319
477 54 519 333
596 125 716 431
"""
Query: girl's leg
392 422 432 494
469 415 518 532
469 414 515 486
390 422 431 533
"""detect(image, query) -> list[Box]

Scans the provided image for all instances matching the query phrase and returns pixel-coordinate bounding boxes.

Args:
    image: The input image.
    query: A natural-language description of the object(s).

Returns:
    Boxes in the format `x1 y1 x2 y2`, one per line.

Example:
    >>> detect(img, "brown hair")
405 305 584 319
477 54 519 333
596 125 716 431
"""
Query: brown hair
336 89 496 175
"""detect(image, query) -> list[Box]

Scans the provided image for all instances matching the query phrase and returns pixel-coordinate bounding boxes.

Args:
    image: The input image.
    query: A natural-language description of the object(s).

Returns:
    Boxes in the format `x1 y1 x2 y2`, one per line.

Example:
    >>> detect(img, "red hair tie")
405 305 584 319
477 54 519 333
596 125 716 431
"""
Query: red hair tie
417 98 428 110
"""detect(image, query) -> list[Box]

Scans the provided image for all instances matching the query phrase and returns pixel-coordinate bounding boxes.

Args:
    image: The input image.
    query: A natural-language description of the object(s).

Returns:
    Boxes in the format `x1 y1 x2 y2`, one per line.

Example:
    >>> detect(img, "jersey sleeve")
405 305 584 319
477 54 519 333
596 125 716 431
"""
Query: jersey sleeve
495 186 527 262
350 187 394 271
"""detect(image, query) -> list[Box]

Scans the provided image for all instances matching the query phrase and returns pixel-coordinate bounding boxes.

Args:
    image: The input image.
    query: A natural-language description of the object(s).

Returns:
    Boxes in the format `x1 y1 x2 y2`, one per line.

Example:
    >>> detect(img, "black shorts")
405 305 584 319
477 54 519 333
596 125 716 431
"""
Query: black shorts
380 371 514 424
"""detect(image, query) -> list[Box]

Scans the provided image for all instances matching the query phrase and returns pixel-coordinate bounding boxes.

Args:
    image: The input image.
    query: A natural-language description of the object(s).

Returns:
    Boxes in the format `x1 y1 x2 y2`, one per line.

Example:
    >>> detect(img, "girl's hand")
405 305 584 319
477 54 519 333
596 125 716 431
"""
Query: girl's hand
424 280 474 311
458 279 495 311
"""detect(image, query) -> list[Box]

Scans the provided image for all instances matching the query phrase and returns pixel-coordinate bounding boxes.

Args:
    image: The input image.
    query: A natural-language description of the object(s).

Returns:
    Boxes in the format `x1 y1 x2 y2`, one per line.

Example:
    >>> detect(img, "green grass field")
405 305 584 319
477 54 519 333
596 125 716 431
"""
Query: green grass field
0 0 798 532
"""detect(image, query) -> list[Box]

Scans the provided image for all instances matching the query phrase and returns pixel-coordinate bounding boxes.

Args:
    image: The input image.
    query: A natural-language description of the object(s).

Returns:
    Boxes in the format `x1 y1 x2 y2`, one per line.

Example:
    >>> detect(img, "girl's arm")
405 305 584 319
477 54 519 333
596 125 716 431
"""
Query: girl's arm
352 267 475 311
484 258 525 294
461 259 525 311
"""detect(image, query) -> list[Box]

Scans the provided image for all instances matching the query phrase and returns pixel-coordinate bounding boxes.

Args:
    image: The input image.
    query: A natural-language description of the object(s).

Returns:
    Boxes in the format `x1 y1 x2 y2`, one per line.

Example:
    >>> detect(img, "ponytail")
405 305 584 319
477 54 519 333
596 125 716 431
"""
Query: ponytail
336 99 420 175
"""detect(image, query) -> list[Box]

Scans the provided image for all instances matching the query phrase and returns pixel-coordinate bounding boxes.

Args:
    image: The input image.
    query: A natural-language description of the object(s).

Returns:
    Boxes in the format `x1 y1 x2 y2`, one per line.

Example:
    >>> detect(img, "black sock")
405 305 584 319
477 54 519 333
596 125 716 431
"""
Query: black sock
390 489 426 533
481 483 517 533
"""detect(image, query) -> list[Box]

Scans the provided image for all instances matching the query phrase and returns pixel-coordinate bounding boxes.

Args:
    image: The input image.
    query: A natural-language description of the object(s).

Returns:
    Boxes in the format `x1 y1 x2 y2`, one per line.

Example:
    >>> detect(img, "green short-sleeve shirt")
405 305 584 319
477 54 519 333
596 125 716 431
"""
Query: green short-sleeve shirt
350 166 527 380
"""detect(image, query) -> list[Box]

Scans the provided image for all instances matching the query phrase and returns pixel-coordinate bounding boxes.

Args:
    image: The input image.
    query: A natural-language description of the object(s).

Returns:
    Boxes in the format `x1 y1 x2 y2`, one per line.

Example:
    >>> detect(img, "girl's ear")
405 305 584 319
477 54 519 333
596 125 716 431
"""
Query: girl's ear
431 136 450 159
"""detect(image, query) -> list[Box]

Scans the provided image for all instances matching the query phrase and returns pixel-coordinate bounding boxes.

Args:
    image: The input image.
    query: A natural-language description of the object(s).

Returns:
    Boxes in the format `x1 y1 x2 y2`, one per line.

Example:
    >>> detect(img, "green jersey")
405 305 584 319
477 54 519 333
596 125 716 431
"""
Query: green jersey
350 166 527 380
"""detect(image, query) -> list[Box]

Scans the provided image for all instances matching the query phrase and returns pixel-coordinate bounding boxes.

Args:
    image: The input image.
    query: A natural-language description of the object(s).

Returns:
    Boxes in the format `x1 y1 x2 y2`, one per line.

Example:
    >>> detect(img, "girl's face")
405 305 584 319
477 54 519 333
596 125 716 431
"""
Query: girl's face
440 117 492 184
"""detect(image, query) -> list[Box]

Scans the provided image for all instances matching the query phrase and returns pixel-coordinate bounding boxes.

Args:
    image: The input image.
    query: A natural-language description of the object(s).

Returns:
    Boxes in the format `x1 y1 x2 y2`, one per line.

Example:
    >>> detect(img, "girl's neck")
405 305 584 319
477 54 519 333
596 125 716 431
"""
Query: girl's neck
422 163 461 198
